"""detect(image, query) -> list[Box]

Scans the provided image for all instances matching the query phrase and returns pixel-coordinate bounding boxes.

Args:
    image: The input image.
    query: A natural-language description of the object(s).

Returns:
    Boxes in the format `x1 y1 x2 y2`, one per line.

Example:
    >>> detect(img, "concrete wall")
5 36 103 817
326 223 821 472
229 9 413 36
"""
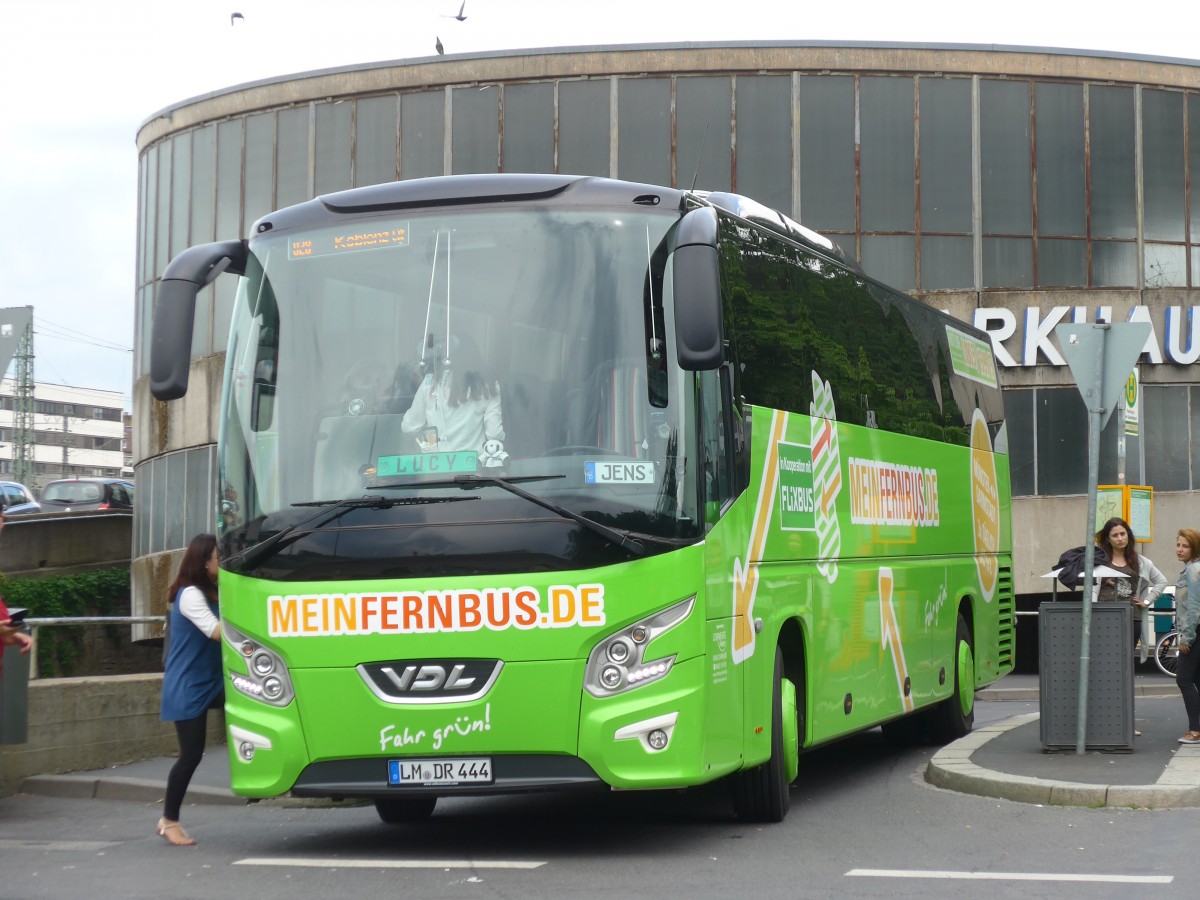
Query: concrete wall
130 549 183 642
1 510 131 580
0 511 220 797
0 673 224 797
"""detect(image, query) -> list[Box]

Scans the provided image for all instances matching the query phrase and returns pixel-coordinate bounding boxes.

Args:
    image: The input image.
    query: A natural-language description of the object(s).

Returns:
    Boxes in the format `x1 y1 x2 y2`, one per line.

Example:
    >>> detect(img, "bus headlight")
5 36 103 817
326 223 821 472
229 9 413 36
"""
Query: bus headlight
224 621 295 707
606 639 631 664
262 676 285 701
584 596 694 698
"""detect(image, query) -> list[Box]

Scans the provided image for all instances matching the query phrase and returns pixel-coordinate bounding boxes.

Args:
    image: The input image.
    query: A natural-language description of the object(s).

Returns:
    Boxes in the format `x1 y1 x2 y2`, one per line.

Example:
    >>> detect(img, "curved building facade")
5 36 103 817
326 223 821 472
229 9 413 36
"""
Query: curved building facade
132 42 1200 646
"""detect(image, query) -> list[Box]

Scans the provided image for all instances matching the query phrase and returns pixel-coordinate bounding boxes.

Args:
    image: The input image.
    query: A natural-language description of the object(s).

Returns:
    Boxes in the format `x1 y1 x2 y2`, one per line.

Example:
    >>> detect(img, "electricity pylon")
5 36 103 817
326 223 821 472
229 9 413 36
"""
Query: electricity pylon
11 319 34 488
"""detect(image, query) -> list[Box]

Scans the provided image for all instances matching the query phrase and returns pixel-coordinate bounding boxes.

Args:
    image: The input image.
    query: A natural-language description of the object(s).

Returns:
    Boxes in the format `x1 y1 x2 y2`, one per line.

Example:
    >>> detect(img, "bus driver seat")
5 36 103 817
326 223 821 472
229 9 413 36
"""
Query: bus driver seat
568 359 648 458
312 415 384 500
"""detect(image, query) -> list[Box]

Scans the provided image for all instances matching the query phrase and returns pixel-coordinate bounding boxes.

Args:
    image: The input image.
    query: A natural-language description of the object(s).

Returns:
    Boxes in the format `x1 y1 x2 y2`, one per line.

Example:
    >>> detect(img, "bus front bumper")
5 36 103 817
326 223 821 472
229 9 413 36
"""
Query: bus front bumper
223 656 717 799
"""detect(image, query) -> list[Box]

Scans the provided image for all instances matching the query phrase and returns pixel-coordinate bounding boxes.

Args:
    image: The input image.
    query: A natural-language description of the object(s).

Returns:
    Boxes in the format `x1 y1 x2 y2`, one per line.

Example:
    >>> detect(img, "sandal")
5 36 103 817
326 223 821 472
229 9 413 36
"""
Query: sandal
156 818 196 846
1178 731 1200 745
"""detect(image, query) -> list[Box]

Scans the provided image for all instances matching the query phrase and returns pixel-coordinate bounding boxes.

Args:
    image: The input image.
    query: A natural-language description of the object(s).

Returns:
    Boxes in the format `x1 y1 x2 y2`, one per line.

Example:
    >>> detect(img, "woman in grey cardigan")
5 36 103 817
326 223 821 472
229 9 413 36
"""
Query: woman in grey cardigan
1094 517 1168 659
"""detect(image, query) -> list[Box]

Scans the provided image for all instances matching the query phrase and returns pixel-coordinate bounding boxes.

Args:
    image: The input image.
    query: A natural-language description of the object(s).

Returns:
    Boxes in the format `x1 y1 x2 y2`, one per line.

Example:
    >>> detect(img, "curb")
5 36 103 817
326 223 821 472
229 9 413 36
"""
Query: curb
976 682 1179 703
19 774 245 807
925 711 1200 809
17 774 365 809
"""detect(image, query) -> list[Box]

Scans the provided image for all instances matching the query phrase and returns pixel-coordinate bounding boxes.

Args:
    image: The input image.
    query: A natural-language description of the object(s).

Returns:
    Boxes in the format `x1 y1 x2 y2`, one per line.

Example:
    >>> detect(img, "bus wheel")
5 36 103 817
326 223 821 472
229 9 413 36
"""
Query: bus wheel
732 647 798 823
926 613 975 744
374 796 437 824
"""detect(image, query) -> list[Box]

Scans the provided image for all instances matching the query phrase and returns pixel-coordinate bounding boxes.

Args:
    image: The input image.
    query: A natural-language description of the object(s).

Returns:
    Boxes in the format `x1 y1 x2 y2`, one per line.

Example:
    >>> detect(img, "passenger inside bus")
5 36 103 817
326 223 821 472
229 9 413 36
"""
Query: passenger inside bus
400 332 506 458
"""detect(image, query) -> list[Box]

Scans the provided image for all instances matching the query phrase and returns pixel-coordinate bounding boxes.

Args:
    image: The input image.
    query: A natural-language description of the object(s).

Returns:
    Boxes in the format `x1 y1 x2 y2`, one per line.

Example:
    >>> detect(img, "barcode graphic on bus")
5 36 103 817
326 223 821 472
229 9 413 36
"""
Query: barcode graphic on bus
810 372 842 585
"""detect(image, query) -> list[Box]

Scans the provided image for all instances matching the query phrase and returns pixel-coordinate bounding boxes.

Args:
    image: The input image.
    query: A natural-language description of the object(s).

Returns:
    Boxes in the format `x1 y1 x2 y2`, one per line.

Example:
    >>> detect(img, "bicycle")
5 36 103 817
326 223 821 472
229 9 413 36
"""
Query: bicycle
1156 629 1182 677
1152 585 1181 677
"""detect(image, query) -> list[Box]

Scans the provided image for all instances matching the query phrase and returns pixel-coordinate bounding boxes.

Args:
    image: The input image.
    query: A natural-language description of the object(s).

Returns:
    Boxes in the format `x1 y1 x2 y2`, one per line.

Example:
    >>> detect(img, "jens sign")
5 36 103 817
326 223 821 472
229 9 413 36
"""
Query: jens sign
973 304 1200 367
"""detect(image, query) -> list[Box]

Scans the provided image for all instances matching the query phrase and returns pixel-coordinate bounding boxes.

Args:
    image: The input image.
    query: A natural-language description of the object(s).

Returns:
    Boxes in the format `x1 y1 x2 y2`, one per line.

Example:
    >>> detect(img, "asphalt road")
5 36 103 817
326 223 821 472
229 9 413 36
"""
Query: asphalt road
2 698 1195 899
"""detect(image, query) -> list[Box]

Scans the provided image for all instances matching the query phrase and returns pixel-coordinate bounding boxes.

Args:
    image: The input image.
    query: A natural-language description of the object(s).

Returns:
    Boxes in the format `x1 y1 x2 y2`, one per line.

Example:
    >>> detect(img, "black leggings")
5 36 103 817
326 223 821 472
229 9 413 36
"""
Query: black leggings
1176 643 1200 732
163 712 210 822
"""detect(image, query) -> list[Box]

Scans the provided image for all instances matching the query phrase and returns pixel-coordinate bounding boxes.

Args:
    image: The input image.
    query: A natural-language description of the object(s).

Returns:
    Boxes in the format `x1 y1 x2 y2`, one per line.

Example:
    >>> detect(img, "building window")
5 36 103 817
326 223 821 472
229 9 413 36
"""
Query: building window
860 76 915 233
1003 384 1200 497
134 445 216 556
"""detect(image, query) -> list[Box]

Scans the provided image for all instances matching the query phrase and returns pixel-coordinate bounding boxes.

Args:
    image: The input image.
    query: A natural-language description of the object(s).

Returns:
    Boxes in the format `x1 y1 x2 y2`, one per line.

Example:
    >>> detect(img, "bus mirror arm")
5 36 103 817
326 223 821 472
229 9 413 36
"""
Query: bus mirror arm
150 240 248 401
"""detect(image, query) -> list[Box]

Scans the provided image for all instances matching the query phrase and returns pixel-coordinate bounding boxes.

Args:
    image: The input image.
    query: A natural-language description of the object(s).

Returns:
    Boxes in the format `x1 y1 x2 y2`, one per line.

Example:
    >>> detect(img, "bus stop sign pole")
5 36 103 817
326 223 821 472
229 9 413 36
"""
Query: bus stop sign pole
1054 321 1151 755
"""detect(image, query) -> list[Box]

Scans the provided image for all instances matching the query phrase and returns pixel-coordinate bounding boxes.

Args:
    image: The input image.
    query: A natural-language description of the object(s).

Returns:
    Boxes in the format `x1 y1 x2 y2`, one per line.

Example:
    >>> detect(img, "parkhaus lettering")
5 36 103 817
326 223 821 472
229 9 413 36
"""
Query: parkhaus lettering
974 304 1200 367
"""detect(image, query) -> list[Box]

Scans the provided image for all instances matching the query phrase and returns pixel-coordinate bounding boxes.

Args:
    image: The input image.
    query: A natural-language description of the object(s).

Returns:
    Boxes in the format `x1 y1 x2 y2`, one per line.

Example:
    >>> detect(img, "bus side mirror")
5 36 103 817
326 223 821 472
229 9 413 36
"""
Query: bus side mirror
672 206 723 371
150 240 247 401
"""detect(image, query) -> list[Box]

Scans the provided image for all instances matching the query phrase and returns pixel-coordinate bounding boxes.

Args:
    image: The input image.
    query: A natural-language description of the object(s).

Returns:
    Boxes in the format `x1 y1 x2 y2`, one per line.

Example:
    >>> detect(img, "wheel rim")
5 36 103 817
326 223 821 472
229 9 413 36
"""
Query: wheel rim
1159 634 1179 676
956 638 975 718
781 676 799 783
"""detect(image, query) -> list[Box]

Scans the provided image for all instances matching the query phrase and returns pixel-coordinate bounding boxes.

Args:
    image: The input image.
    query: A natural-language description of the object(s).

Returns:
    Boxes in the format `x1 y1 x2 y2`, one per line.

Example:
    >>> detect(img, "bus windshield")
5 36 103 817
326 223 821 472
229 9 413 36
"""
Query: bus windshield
219 206 699 578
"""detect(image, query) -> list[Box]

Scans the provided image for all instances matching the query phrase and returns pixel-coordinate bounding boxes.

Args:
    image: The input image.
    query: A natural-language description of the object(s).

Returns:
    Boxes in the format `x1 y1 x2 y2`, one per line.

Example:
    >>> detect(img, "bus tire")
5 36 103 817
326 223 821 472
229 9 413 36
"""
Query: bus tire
925 613 975 745
732 647 797 823
374 796 437 824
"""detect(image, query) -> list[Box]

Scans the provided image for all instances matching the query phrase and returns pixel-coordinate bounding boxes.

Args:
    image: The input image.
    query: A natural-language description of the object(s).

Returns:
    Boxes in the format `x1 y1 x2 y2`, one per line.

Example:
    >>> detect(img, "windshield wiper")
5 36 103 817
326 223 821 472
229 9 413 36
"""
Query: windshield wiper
224 494 476 573
378 474 647 557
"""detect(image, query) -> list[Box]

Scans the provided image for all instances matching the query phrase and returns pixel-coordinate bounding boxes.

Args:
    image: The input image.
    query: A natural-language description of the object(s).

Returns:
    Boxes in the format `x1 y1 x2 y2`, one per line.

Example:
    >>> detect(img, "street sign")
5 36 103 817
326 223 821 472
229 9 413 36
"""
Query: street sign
1055 322 1152 429
1124 369 1140 436
1053 320 1153 754
0 307 32 378
1095 484 1154 542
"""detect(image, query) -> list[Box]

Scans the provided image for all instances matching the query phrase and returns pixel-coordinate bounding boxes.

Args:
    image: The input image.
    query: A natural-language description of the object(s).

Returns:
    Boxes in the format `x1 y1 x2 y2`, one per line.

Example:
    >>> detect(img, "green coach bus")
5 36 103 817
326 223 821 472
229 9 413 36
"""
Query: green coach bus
150 173 1013 824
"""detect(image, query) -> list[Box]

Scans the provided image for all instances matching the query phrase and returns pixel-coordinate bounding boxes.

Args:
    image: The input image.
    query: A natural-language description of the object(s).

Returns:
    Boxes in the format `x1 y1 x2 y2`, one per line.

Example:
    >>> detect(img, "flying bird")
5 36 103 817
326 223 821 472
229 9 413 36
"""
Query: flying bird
435 36 445 55
441 2 467 21
230 11 244 25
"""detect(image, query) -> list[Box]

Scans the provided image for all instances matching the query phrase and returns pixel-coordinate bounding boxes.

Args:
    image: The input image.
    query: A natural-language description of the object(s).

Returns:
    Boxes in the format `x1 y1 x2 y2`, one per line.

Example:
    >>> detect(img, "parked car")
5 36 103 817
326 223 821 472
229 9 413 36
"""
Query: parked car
0 481 40 515
39 478 134 513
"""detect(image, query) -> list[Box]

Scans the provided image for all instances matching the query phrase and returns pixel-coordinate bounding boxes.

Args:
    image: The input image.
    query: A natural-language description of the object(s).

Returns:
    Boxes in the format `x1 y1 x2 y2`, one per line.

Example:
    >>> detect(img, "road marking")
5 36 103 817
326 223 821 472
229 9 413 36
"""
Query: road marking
235 857 546 870
0 839 120 851
846 869 1171 884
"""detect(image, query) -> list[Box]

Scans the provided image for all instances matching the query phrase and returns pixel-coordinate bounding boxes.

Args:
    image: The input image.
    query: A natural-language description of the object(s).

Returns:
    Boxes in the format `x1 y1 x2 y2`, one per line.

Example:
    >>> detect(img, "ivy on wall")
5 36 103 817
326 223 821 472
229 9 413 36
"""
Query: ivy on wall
0 569 132 677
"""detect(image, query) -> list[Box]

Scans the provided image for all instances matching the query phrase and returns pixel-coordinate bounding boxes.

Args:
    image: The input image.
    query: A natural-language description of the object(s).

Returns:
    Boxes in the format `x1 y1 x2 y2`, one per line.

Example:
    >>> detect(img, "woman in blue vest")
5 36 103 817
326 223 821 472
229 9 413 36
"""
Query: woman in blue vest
157 533 222 846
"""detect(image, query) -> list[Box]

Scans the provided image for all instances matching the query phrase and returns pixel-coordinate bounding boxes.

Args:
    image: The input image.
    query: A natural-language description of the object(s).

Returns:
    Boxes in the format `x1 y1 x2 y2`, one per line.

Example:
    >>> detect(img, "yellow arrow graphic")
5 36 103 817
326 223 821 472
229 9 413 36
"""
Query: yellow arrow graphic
878 566 913 712
732 411 787 663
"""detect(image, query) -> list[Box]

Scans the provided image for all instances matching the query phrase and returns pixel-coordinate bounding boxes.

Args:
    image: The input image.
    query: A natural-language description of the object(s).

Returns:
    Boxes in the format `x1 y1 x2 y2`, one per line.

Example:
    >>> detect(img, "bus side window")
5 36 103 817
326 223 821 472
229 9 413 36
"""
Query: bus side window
698 369 733 527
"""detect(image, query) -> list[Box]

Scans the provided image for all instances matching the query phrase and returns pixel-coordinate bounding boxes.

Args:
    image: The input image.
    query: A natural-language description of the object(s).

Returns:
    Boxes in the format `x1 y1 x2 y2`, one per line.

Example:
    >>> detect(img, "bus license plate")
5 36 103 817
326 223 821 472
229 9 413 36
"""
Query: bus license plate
387 757 493 786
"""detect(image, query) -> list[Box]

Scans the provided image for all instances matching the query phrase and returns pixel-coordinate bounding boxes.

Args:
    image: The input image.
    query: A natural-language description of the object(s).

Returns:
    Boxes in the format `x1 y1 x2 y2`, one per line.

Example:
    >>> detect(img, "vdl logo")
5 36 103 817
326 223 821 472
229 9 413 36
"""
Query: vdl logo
357 659 503 704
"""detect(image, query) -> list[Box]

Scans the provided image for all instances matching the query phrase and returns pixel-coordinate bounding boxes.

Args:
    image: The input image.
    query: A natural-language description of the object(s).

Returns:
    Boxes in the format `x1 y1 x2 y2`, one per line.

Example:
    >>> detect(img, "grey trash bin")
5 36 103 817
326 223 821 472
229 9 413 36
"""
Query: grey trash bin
1038 600 1134 751
0 637 31 745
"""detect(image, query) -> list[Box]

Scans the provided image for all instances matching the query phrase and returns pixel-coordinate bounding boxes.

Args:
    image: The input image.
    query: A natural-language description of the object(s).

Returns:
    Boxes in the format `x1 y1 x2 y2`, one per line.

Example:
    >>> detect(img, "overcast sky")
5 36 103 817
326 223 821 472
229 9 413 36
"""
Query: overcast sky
2 0 1197 408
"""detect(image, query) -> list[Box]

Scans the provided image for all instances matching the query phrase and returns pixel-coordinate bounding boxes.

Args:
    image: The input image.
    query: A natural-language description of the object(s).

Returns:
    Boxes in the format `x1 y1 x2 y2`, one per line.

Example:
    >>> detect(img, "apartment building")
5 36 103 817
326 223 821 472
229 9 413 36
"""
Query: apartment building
0 379 129 493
